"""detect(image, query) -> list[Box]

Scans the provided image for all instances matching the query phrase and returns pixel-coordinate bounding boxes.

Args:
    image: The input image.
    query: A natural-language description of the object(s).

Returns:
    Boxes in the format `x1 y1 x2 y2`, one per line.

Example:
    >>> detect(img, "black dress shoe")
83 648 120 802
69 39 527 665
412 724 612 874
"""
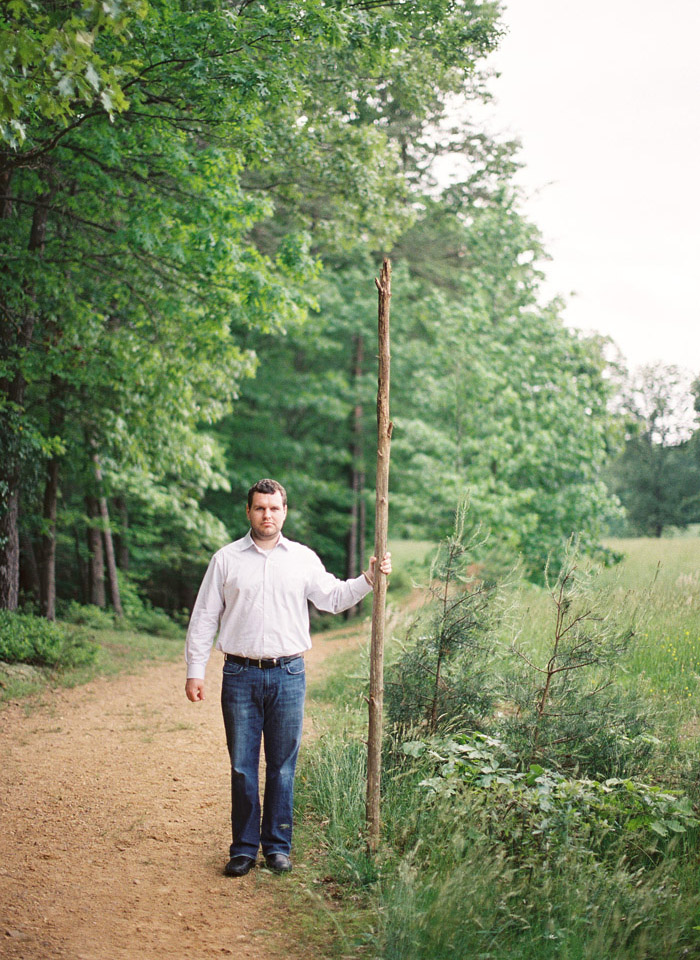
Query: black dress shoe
224 855 255 877
264 853 292 873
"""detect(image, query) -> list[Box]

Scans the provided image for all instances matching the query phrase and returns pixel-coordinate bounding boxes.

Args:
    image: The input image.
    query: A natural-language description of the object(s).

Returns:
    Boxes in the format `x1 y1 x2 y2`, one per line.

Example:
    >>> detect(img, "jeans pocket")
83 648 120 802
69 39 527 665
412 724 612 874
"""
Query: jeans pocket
285 658 305 676
223 661 246 677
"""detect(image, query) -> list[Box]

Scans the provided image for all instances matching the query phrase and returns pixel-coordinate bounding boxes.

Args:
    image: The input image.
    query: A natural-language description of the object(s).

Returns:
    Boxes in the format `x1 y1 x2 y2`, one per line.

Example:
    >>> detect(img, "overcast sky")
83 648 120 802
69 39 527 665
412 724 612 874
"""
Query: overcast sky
458 0 700 375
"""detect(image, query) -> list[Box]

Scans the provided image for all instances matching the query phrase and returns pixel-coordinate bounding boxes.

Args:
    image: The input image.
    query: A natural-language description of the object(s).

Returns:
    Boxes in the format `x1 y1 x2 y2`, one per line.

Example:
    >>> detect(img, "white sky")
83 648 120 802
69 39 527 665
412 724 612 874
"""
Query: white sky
458 0 700 374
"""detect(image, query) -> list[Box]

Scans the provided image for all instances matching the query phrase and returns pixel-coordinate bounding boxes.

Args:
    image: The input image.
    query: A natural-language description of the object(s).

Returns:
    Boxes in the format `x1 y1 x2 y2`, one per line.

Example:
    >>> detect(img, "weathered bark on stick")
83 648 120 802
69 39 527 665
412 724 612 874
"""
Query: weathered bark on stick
359 479 367 589
366 258 392 854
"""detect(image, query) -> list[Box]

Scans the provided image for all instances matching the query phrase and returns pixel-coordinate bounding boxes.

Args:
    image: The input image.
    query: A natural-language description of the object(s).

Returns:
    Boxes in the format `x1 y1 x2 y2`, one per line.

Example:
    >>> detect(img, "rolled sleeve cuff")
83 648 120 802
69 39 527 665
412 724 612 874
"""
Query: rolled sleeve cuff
186 662 207 680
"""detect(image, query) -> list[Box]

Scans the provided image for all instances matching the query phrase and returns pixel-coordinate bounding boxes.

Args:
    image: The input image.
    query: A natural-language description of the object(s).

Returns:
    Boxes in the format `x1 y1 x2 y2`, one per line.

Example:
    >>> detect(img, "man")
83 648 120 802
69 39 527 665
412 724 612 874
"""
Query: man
185 478 392 877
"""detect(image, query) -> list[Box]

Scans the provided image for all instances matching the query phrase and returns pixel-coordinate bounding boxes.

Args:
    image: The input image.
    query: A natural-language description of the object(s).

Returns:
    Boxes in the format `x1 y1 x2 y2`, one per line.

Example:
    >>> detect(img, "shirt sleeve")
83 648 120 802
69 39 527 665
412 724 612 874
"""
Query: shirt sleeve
305 551 373 614
184 554 225 680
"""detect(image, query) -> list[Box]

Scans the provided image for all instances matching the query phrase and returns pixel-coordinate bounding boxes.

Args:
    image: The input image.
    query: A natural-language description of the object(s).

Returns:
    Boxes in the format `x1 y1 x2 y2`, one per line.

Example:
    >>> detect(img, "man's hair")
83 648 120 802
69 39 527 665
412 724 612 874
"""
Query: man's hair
247 478 287 509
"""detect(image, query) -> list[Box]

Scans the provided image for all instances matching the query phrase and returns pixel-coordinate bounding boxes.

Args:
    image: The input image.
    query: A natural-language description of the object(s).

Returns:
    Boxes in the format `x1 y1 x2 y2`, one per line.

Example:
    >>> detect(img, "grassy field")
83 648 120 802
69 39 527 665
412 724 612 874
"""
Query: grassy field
604 538 700 716
297 536 700 959
505 537 700 733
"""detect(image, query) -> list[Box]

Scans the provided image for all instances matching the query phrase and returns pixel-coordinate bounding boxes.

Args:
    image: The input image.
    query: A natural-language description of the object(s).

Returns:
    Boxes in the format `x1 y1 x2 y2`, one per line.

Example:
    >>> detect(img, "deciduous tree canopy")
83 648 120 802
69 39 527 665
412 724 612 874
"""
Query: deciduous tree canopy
1 0 624 613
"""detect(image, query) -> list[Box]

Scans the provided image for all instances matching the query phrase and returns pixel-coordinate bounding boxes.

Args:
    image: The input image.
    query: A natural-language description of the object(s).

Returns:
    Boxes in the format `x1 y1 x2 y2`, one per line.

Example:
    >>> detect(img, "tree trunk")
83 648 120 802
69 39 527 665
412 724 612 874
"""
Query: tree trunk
19 532 40 600
0 487 21 611
92 453 124 618
73 526 88 604
113 496 129 571
366 258 392 855
0 171 13 219
37 376 64 620
0 187 50 610
86 497 106 608
38 457 60 620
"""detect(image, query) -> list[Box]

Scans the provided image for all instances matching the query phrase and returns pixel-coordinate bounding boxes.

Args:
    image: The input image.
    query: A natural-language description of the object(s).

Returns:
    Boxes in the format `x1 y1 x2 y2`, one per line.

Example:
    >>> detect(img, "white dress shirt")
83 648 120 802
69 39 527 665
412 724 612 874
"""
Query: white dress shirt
185 531 372 679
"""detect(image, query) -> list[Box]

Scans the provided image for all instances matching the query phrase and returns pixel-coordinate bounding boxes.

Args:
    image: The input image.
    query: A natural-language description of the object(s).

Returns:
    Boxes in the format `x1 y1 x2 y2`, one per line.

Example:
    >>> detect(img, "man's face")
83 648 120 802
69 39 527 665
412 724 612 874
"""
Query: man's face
246 491 287 543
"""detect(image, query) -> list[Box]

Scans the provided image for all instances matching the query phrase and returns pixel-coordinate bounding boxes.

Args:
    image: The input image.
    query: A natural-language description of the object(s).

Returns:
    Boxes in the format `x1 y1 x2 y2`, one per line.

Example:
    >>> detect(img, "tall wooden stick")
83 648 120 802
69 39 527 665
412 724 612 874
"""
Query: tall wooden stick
366 257 392 854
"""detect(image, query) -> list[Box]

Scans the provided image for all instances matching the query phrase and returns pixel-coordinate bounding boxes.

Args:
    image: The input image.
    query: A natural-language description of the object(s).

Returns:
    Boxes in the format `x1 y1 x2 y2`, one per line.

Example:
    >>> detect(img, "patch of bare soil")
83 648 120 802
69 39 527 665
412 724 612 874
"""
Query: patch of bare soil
0 624 371 960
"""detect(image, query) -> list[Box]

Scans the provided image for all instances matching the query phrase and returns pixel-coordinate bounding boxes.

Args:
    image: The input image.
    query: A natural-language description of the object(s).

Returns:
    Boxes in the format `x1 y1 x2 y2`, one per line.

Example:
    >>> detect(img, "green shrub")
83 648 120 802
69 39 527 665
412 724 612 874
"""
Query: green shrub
116 573 182 638
400 732 698 867
60 583 181 639
299 537 700 960
126 604 181 638
385 503 497 734
0 611 98 668
497 680 657 779
500 538 653 777
374 732 700 960
385 565 413 597
386 636 495 734
61 601 116 630
300 731 700 960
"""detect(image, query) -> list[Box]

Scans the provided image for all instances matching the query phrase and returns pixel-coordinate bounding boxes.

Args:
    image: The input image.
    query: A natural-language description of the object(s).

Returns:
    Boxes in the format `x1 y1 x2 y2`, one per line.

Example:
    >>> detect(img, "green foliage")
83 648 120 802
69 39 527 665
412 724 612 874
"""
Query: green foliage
388 240 623 580
0 0 143 146
297 734 380 886
386 528 651 778
60 584 181 639
498 539 653 776
385 505 496 733
113 572 182 637
0 610 97 667
296 540 700 960
2 0 623 617
60 602 116 632
300 728 700 960
0 617 184 703
613 436 700 536
2 0 506 611
607 363 700 536
402 732 694 866
377 830 700 960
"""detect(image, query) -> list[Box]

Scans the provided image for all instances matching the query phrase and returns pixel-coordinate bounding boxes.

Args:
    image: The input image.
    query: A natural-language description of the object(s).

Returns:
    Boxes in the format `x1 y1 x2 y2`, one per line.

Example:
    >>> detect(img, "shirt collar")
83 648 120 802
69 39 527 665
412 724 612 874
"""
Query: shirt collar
238 530 290 553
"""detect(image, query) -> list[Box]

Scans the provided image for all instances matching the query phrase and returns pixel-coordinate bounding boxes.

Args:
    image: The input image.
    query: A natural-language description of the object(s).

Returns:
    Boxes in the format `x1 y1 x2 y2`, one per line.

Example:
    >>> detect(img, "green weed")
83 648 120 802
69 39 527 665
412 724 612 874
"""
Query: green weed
298 536 700 960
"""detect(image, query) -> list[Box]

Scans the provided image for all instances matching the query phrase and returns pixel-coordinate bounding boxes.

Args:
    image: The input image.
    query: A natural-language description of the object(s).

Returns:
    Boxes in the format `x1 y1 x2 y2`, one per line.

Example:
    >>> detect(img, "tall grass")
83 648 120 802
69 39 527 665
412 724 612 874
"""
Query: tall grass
296 735 380 886
379 835 700 960
299 537 700 960
500 538 700 730
601 540 700 727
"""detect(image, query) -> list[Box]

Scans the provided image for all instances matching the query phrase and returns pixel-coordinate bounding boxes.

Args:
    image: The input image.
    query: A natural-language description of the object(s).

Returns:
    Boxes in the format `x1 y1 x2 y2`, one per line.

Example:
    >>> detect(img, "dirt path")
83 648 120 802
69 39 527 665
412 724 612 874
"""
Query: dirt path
0 626 368 960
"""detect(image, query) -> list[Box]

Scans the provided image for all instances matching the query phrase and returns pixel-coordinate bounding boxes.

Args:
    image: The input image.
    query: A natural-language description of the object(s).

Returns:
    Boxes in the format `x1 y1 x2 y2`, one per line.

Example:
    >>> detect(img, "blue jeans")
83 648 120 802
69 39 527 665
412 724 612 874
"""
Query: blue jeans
221 657 306 859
